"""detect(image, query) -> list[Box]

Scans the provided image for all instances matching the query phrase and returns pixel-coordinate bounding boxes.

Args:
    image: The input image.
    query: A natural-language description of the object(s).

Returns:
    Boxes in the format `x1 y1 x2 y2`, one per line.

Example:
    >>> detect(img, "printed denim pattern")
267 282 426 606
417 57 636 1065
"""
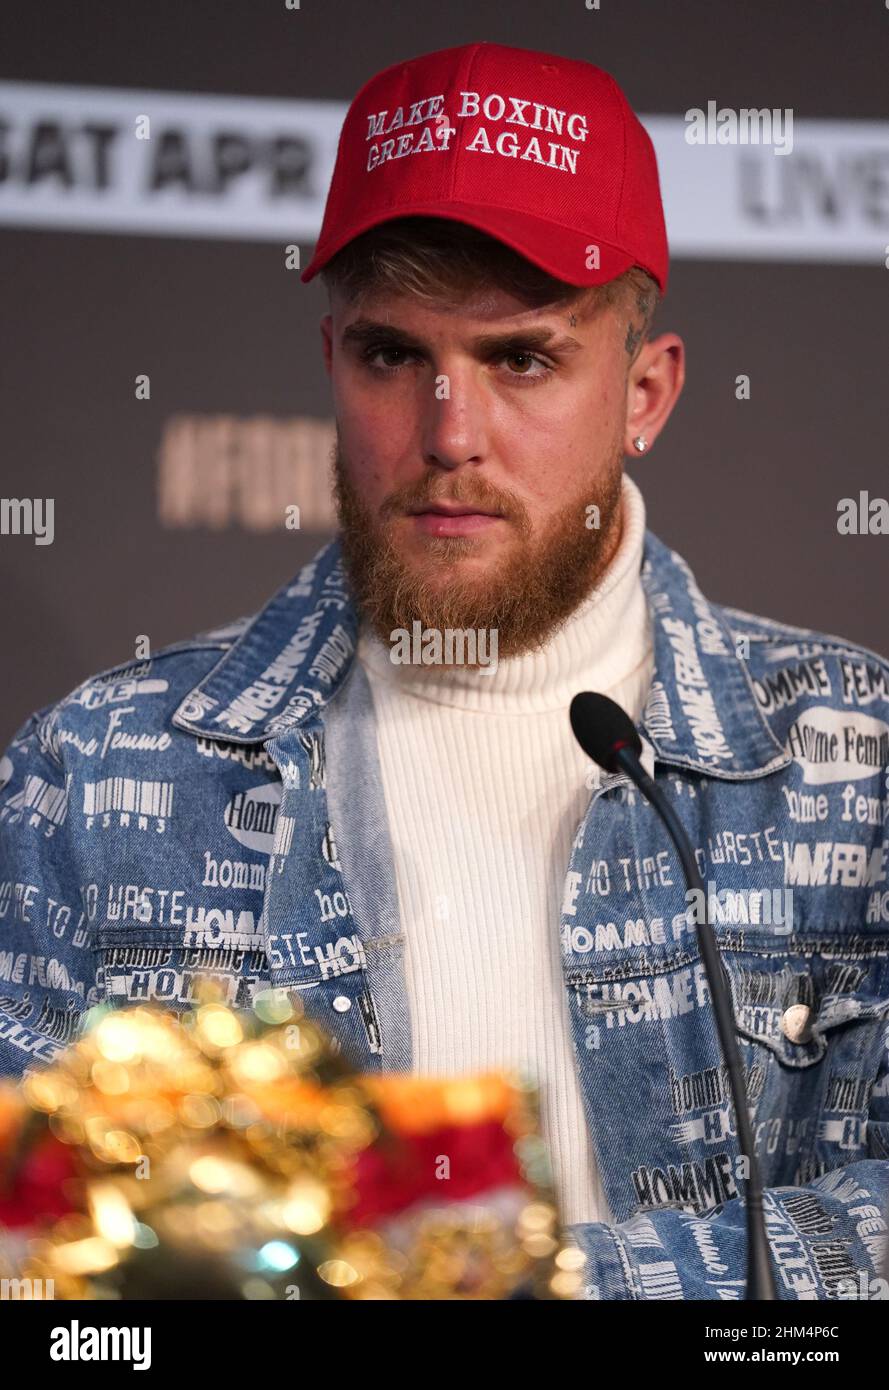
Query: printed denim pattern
2 532 887 1298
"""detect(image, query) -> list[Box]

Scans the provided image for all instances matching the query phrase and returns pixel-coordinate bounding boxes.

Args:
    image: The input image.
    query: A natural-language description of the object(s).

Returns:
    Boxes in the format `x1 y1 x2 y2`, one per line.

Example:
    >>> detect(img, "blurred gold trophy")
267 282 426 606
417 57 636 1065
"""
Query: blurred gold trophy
0 988 586 1300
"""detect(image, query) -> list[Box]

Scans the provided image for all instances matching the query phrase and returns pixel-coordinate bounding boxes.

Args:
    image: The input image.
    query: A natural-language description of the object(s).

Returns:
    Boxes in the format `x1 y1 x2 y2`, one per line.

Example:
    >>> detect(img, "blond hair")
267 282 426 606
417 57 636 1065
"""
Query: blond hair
320 215 660 353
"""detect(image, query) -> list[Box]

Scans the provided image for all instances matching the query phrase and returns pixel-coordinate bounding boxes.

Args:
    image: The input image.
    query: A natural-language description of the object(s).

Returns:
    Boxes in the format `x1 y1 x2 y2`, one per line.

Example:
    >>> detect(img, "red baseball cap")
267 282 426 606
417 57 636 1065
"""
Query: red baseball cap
301 41 668 294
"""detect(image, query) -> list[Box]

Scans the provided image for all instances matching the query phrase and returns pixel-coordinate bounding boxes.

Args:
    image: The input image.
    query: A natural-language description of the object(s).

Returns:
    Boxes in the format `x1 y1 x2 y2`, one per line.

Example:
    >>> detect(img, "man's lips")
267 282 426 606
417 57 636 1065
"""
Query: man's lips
406 504 505 537
407 504 502 517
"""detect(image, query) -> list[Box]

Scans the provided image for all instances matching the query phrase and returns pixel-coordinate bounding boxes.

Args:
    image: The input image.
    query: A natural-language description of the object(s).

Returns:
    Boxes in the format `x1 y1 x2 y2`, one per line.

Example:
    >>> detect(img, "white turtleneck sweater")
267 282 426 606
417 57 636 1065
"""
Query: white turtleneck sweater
356 473 654 1226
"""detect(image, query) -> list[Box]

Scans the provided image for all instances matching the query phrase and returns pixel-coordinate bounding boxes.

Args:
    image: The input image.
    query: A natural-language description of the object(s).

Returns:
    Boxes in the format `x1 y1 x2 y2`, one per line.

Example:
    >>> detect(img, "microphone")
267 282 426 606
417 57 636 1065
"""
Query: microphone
570 691 776 1302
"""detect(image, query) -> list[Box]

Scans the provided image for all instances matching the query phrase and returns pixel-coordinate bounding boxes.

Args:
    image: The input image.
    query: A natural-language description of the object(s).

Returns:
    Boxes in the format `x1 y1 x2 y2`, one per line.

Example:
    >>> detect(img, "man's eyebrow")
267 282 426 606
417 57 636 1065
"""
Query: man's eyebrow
473 327 584 355
340 318 584 355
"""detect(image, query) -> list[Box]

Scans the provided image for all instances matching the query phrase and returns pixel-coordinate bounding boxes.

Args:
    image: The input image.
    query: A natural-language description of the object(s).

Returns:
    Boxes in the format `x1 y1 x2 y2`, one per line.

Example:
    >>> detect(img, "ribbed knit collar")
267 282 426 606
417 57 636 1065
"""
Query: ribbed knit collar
356 471 652 714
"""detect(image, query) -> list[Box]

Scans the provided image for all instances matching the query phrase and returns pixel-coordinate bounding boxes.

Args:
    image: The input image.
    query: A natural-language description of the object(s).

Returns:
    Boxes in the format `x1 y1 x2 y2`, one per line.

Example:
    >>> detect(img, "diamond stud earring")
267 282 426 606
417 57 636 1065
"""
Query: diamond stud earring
632 435 648 453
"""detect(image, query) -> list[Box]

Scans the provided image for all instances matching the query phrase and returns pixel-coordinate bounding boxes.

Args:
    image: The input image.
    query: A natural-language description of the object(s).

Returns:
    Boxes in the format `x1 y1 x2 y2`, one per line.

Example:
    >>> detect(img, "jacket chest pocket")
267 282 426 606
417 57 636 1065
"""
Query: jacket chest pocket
566 938 889 1221
722 941 889 1185
93 927 271 1013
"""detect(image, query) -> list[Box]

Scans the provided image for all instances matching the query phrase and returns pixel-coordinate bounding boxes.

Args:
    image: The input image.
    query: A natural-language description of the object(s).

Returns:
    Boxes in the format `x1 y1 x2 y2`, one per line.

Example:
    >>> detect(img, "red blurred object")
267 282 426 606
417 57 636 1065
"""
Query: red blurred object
346 1119 523 1226
0 1128 80 1230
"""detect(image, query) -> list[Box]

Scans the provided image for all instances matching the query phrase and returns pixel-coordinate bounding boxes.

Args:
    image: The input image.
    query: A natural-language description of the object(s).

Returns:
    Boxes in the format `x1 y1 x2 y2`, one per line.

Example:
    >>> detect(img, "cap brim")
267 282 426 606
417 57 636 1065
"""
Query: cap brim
300 202 645 289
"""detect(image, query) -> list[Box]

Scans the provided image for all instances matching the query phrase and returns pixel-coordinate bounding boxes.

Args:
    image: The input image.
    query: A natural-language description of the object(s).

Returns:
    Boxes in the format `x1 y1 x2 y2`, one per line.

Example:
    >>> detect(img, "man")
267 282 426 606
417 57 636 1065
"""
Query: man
2 42 888 1300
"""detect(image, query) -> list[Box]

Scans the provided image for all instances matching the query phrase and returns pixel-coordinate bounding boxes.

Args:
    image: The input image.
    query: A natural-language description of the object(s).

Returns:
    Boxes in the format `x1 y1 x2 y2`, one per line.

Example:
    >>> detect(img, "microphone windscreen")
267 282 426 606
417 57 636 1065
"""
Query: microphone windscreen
570 691 642 772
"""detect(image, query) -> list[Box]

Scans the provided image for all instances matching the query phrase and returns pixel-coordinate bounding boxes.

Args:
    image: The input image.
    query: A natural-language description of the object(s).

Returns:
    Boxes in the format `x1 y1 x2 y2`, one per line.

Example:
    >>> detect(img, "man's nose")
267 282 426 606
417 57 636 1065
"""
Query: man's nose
419 367 489 469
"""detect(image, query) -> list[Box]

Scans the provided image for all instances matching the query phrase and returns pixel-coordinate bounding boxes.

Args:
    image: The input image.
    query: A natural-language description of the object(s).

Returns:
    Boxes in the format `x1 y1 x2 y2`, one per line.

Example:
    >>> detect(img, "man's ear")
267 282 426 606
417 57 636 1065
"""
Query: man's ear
622 332 685 456
320 314 334 376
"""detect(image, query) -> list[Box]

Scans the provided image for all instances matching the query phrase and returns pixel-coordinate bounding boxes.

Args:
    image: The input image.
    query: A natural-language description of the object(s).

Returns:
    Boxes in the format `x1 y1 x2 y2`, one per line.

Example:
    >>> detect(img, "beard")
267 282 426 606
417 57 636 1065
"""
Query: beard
330 433 626 664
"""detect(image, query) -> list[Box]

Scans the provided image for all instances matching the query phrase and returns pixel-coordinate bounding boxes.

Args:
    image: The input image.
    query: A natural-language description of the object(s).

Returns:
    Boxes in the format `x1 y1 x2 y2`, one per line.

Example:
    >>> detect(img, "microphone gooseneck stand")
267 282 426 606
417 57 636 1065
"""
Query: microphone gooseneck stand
570 691 776 1301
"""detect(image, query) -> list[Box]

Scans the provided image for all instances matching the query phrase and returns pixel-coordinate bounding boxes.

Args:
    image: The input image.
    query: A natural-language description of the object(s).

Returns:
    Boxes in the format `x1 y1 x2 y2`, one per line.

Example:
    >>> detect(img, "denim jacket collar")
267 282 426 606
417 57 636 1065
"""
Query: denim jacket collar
171 529 790 780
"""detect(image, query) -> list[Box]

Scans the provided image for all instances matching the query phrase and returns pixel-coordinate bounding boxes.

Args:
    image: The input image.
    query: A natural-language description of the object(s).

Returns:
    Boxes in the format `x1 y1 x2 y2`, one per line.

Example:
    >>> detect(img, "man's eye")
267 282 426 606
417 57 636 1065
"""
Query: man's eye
361 344 412 372
503 351 550 377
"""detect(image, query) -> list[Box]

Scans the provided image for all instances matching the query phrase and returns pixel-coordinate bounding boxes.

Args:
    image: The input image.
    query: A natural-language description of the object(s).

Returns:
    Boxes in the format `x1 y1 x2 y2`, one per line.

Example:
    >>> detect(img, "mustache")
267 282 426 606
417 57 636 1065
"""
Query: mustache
331 439 531 531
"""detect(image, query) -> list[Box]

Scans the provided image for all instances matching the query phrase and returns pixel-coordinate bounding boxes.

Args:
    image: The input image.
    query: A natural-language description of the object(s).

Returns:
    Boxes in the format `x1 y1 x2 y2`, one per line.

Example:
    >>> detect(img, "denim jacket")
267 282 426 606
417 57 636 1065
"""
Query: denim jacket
2 529 888 1300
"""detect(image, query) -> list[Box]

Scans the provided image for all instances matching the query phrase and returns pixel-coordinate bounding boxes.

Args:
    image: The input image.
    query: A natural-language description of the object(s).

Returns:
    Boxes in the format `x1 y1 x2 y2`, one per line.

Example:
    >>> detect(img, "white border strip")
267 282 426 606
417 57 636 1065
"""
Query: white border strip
0 82 886 263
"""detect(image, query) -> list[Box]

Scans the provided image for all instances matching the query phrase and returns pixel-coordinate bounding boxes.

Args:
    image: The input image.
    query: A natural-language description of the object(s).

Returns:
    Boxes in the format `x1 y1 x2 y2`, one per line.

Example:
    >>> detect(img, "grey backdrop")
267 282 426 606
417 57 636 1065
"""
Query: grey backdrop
1 0 888 745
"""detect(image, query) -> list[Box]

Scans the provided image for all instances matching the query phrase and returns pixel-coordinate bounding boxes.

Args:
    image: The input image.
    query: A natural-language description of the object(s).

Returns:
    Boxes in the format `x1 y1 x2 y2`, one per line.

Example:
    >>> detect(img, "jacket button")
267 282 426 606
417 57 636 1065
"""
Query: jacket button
332 995 351 1012
780 1003 813 1043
